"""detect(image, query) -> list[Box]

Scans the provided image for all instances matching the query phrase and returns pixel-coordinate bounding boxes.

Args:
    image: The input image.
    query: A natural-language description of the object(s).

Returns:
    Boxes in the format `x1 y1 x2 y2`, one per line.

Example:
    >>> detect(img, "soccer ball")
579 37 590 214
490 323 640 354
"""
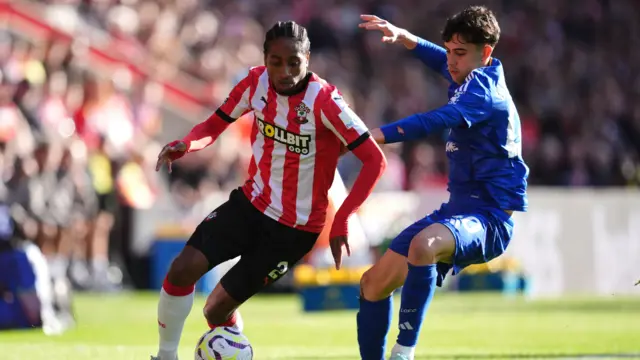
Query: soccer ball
194 326 253 360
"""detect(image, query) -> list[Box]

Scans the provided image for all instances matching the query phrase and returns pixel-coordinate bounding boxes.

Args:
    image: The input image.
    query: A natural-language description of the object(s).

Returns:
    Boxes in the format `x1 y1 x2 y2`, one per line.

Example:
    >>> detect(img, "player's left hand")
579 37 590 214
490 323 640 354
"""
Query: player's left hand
330 235 351 270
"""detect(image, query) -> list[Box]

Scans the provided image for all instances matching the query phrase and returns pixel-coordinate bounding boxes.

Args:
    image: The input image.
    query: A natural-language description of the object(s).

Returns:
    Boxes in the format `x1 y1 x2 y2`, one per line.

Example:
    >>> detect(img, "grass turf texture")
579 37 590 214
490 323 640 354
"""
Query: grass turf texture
1 292 638 359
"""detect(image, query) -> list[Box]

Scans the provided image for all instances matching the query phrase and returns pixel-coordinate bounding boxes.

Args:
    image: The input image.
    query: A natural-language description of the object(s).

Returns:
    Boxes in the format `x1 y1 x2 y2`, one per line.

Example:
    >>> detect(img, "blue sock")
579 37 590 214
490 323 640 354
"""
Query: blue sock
357 295 393 360
396 263 437 347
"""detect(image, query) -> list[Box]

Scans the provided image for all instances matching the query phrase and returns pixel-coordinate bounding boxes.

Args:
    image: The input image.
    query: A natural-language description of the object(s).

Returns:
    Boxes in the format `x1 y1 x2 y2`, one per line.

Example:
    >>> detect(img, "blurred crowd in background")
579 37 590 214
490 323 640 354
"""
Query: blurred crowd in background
1 0 639 294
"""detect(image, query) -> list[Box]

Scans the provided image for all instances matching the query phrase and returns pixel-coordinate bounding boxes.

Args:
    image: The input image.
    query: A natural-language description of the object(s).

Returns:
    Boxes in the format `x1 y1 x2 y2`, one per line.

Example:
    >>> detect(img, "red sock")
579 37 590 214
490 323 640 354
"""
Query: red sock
162 276 195 296
208 311 237 329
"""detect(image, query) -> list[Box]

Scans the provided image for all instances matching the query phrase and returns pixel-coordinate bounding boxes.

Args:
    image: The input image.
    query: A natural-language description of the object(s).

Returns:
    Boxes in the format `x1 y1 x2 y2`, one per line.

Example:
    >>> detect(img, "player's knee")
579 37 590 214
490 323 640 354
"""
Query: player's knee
408 225 455 265
360 266 401 301
408 239 438 265
359 269 378 300
203 286 238 326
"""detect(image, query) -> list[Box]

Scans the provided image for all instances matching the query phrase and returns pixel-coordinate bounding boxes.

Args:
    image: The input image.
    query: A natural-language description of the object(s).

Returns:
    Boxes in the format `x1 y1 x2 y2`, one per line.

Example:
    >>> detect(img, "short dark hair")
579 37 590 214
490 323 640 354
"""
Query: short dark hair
264 21 311 54
442 6 500 47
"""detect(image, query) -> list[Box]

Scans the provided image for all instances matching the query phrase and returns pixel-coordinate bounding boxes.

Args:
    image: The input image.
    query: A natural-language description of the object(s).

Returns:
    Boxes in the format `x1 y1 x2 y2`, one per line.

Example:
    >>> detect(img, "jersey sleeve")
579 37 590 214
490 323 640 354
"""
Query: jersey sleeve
320 88 370 150
216 68 255 122
448 73 492 127
181 68 259 152
412 37 454 83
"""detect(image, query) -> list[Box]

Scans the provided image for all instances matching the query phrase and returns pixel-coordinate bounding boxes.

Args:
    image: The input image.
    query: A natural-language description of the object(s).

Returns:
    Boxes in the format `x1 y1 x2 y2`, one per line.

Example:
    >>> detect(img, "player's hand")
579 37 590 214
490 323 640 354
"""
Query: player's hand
330 235 351 270
359 15 404 44
155 140 187 173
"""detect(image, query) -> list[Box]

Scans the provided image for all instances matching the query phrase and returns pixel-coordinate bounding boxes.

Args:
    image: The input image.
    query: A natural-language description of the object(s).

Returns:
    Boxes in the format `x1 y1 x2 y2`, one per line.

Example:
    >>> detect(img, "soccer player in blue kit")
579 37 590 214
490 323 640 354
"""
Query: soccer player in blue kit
352 6 529 360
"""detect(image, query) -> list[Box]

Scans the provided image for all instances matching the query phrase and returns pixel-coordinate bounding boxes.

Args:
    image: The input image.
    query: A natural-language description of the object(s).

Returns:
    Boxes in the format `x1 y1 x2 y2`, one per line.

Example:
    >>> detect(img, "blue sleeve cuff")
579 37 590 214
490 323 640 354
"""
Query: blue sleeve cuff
413 37 430 50
380 114 427 144
380 123 402 144
379 106 468 144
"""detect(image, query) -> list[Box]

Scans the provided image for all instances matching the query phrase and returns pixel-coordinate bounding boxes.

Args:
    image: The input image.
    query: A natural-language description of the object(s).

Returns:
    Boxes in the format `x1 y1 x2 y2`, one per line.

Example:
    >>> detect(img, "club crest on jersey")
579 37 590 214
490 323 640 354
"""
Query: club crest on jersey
257 117 311 155
294 103 310 124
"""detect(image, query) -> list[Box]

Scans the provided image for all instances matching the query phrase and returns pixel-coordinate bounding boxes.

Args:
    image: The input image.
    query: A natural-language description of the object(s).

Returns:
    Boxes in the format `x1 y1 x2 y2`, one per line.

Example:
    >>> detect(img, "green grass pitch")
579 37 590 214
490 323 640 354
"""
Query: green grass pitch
1 292 639 359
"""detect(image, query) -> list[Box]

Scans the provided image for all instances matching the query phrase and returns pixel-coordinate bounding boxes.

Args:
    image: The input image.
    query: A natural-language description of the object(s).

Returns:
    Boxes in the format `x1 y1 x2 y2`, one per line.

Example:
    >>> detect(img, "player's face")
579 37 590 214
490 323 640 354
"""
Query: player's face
265 38 310 94
444 33 492 84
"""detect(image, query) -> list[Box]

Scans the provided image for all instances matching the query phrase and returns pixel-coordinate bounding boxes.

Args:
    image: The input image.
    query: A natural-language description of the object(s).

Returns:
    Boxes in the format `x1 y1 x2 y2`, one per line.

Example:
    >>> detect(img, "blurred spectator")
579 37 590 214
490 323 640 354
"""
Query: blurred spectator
43 0 640 188
6 0 638 190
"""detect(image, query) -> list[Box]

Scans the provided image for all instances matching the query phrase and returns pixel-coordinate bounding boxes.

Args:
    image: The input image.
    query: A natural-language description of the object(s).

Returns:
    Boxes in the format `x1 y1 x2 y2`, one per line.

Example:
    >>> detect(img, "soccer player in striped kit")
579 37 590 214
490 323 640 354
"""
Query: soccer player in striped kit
152 21 387 360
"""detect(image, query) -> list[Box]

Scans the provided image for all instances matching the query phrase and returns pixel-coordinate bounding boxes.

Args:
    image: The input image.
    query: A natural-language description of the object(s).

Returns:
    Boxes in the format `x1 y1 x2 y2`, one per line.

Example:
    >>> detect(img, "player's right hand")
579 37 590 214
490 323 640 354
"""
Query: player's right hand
155 140 187 173
358 15 405 44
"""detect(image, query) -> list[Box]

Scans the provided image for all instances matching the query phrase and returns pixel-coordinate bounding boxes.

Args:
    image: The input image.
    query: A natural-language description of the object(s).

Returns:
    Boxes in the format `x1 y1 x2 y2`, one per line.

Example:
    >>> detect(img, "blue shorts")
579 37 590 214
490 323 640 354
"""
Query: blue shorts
388 202 514 286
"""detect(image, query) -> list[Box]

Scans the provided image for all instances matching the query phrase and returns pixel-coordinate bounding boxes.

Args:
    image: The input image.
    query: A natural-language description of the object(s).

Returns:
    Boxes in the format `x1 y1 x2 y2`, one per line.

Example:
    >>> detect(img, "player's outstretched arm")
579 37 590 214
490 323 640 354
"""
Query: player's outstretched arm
330 136 386 269
156 70 255 173
154 110 235 173
374 105 467 144
359 14 451 81
374 80 491 144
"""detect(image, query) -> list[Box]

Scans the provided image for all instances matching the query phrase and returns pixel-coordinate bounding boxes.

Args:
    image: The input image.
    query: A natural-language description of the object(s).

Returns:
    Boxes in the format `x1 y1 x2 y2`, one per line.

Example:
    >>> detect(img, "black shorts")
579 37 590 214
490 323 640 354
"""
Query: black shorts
97 191 118 214
186 188 319 303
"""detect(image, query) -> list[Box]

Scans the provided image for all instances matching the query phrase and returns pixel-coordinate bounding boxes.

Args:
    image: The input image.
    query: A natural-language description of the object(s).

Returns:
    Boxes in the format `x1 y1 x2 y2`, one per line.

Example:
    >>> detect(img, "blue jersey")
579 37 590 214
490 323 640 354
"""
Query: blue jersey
380 38 528 211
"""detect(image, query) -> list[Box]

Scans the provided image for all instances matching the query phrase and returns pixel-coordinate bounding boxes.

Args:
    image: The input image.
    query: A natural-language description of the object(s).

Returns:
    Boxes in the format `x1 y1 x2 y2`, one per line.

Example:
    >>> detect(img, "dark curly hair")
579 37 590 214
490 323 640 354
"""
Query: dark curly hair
442 5 500 47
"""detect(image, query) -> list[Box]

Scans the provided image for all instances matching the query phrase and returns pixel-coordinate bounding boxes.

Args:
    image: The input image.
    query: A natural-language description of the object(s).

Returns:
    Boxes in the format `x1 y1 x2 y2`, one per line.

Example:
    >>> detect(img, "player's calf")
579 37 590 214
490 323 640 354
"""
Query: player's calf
392 223 455 356
357 250 407 360
166 246 209 287
203 283 241 329
360 249 408 301
156 246 209 360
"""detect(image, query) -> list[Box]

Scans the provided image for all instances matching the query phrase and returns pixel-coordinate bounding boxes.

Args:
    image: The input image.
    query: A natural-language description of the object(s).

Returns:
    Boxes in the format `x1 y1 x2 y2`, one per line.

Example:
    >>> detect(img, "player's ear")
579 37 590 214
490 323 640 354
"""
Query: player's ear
481 44 493 63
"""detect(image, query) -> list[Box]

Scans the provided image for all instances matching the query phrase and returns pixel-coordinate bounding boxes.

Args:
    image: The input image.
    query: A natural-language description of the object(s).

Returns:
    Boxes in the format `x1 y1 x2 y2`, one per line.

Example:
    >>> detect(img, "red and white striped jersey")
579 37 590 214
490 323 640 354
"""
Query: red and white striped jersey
218 66 370 233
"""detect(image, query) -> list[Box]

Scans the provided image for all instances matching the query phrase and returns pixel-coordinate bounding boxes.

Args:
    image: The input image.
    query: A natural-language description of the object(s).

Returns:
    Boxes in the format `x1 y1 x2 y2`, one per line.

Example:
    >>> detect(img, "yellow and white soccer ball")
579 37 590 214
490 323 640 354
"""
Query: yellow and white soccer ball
194 326 253 360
